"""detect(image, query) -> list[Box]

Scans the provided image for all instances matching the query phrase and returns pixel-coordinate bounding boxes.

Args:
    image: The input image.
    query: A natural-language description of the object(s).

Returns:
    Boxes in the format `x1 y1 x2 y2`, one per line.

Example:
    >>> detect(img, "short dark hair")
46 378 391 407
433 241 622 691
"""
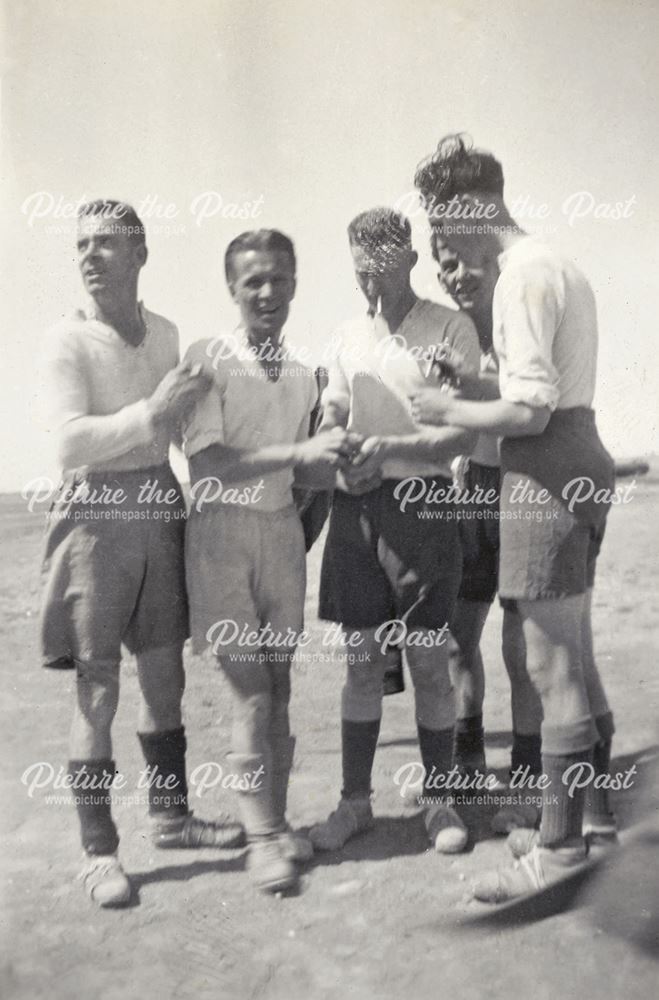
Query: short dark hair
414 133 504 205
77 199 146 247
347 207 412 254
224 229 296 282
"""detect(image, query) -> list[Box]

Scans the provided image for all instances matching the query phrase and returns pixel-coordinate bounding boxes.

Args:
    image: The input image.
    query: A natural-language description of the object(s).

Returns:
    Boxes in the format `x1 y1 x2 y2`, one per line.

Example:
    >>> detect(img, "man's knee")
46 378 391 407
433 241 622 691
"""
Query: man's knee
75 662 120 729
450 601 489 660
408 653 453 701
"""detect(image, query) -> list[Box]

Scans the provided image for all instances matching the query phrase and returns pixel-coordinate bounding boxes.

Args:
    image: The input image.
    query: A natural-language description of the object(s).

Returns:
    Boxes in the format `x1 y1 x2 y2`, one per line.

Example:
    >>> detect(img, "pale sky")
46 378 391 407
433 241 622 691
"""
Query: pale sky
2 0 658 492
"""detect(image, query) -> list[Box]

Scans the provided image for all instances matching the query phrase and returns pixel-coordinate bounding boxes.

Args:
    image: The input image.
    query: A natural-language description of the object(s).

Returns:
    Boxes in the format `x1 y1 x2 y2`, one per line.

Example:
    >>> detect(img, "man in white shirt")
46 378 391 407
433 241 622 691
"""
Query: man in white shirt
309 207 481 855
182 229 353 894
432 232 543 827
40 200 244 908
413 136 616 902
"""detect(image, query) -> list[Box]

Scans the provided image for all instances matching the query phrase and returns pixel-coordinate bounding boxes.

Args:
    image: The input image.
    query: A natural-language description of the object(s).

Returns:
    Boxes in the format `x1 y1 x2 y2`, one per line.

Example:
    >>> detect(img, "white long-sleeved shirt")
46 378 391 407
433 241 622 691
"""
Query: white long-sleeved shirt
494 237 598 411
323 298 480 479
40 303 178 473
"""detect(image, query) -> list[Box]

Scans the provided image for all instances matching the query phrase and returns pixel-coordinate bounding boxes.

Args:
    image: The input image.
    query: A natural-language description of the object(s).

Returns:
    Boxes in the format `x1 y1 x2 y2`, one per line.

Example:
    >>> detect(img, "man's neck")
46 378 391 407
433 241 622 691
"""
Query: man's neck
380 287 417 335
245 327 283 355
468 306 493 354
92 294 144 346
245 326 284 381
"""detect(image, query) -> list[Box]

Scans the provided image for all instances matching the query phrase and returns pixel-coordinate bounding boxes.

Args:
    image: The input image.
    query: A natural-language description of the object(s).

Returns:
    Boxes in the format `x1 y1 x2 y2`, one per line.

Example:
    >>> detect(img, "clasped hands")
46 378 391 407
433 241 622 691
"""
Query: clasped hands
296 428 384 495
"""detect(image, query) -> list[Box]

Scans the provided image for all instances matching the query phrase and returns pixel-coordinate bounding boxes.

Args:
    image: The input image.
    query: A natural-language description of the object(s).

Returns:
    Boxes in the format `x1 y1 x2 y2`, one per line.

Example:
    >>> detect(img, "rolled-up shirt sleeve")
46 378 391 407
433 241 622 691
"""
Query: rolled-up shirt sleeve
496 261 563 410
40 328 154 471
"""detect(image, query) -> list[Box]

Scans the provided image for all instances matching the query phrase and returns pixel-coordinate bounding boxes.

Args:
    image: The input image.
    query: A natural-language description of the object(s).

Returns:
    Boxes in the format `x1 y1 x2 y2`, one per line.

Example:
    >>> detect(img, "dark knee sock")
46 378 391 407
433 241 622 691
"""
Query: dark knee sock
454 714 485 768
341 718 381 798
418 726 454 794
586 712 616 822
68 759 119 856
138 726 188 818
511 732 542 776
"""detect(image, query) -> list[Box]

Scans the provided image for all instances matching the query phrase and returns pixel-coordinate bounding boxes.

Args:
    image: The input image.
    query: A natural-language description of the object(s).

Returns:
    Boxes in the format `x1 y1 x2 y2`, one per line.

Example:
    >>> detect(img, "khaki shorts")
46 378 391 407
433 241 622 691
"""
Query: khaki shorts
186 504 306 657
40 464 189 669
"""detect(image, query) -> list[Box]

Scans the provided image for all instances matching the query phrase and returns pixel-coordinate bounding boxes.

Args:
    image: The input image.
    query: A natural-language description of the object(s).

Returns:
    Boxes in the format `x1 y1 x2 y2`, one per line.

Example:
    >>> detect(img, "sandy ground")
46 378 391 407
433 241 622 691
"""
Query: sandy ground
2 467 658 1000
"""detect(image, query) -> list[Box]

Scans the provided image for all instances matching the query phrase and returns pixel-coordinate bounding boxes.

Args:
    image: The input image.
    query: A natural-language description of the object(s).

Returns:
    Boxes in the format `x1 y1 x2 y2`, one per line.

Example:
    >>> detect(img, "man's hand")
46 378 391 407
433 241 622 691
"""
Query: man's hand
148 362 212 428
337 436 384 494
409 388 455 426
347 436 384 478
294 426 354 469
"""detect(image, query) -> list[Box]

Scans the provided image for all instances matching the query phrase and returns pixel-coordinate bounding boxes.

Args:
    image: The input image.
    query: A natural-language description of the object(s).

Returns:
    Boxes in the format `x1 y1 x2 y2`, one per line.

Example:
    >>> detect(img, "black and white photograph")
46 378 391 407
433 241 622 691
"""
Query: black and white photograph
1 1 658 998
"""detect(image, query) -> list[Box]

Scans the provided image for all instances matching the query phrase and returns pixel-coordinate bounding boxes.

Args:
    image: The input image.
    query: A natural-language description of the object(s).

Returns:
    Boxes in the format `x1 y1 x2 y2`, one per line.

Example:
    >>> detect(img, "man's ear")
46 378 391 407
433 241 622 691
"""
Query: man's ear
136 244 148 268
409 249 418 270
289 275 297 300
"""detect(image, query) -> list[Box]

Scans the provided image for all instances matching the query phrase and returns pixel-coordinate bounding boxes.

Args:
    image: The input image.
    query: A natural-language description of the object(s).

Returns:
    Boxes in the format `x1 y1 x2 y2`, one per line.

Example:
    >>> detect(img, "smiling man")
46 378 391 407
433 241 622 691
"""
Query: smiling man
433 232 544 815
181 229 353 894
40 200 244 908
413 135 617 902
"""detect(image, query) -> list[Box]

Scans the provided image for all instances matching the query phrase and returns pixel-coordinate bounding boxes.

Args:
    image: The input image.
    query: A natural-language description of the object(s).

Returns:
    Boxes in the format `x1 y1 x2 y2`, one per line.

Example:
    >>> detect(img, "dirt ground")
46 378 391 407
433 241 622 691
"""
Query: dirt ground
2 468 658 1000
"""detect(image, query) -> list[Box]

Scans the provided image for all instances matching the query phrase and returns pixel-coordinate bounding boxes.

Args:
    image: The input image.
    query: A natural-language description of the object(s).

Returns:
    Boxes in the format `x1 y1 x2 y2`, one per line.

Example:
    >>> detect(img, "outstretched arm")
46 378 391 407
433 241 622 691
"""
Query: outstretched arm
410 391 550 437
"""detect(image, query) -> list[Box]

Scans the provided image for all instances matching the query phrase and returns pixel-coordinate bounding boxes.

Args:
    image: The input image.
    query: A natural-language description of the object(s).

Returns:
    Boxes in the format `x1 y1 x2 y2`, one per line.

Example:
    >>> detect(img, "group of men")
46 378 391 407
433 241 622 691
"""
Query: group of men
39 134 617 907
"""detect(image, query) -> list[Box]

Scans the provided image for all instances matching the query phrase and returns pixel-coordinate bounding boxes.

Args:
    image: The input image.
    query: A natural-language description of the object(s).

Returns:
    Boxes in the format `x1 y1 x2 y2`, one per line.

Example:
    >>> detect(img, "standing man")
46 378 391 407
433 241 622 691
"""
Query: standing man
40 200 244 908
432 231 544 827
310 207 481 855
181 229 353 894
412 136 617 901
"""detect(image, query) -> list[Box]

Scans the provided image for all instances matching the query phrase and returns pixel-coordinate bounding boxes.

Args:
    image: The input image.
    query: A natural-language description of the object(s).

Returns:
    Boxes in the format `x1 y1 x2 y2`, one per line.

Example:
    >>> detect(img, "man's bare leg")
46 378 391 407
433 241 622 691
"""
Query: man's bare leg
449 599 489 770
474 595 595 902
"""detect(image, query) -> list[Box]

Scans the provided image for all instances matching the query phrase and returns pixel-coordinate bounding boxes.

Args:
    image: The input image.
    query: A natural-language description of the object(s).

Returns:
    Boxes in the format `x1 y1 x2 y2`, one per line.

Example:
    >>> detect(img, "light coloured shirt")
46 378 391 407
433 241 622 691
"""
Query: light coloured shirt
494 237 598 411
40 303 178 473
182 330 317 511
323 298 480 479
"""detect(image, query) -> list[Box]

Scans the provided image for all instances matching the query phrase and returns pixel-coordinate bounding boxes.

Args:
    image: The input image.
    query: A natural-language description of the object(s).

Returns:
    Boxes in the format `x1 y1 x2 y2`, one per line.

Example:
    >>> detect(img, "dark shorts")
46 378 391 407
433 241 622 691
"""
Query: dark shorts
40 464 189 669
498 408 614 603
318 478 462 630
457 462 500 604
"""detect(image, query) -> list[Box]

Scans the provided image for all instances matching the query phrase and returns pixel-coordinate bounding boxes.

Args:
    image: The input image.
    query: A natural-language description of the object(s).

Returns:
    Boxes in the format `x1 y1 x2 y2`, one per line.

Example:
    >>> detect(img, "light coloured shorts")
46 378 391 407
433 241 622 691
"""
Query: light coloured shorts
186 504 306 657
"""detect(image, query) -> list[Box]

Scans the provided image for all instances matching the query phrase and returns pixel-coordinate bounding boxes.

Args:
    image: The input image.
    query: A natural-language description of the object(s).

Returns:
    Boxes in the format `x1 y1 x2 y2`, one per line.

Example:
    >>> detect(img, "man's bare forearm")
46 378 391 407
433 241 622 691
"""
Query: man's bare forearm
379 426 477 466
188 442 300 487
443 398 550 436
